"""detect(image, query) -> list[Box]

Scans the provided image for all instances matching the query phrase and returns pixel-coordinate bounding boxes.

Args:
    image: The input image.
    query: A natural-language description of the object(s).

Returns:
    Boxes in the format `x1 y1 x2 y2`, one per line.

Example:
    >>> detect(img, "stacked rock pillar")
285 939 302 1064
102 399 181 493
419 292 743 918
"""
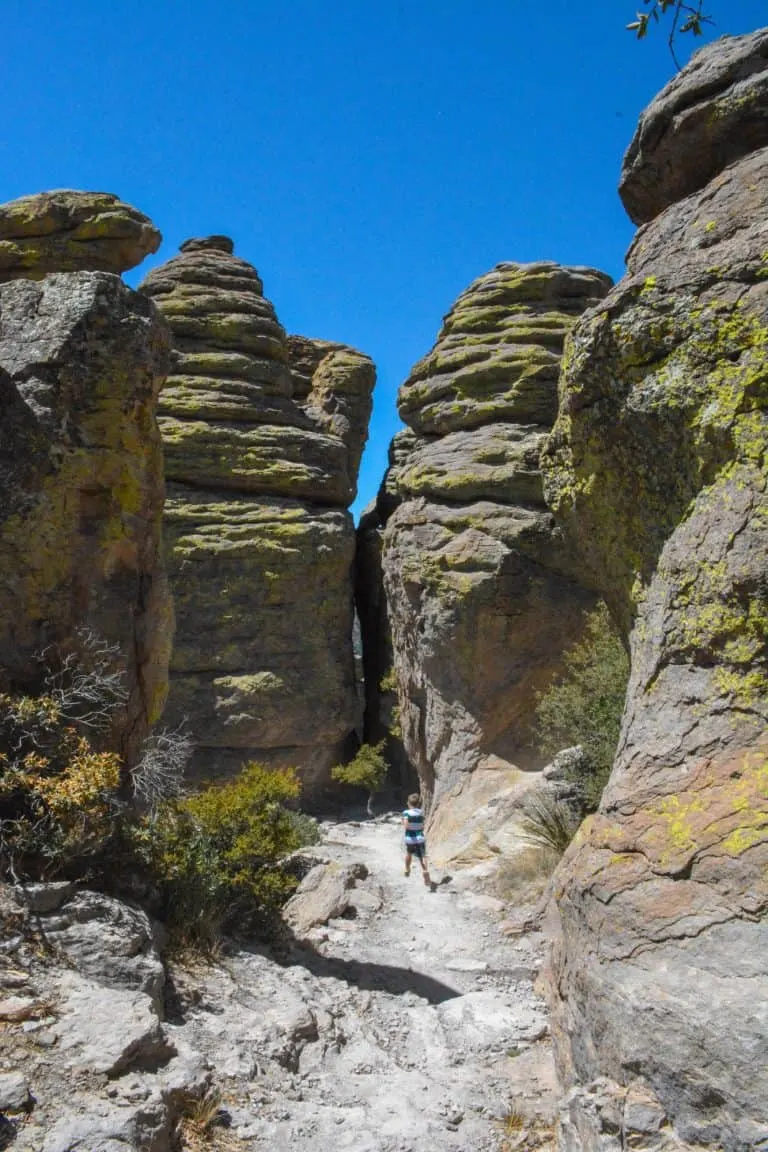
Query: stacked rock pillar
140 238 375 802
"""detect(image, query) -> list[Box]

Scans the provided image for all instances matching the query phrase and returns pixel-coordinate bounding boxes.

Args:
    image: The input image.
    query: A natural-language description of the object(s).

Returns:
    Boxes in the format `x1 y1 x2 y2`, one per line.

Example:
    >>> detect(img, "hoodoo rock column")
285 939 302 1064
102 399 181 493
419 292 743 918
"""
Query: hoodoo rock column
0 190 171 763
141 238 375 800
368 261 611 847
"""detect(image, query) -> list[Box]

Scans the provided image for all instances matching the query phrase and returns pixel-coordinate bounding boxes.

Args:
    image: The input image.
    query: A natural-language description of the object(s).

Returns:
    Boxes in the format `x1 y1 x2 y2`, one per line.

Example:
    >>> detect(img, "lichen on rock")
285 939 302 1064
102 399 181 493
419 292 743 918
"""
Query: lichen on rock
0 190 161 280
540 30 768 1150
141 238 375 800
362 261 610 847
0 265 172 762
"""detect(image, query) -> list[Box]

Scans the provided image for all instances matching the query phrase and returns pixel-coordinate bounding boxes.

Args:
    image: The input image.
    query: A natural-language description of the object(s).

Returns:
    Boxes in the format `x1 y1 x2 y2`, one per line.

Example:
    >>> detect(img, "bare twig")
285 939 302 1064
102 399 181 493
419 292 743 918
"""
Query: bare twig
40 628 129 731
131 723 193 814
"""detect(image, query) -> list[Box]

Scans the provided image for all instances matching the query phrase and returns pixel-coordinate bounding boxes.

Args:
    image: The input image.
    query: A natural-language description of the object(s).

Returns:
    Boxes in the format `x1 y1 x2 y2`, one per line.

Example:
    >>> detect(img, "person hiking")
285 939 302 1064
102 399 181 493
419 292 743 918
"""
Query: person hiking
402 793 432 887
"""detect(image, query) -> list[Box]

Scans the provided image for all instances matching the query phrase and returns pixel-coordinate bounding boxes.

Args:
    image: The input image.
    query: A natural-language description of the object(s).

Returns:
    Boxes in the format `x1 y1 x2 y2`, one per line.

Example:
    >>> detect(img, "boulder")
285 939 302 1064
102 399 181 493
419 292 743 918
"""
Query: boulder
53 973 174 1077
36 890 165 1007
366 262 610 837
282 861 368 936
0 1072 31 1113
0 267 172 761
140 239 375 799
0 190 161 280
620 28 768 224
541 30 768 1150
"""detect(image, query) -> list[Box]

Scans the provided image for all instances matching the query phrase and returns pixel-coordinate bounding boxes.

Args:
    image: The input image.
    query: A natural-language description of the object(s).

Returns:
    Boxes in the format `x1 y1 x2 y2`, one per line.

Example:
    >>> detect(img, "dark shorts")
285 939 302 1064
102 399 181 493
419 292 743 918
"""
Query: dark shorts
405 842 426 860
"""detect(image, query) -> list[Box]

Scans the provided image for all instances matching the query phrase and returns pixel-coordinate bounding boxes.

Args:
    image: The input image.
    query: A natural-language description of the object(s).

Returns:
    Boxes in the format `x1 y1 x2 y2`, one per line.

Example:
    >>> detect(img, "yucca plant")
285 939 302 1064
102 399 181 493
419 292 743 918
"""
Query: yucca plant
519 792 579 856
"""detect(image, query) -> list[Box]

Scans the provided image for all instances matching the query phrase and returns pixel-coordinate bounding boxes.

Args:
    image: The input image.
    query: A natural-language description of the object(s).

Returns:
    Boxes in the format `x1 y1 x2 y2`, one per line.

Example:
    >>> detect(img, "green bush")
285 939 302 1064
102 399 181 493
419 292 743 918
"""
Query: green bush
132 763 311 949
331 741 389 816
533 602 629 811
378 667 398 694
0 636 316 950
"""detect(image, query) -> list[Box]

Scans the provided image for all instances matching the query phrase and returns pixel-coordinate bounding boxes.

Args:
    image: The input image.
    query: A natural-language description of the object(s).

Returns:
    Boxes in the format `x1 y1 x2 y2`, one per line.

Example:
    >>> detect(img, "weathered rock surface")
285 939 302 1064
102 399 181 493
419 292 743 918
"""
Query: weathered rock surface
541 31 768 1151
140 238 375 798
283 860 368 936
160 818 557 1151
367 262 610 839
0 883 206 1152
620 27 768 224
0 268 172 760
1 817 560 1152
0 190 161 281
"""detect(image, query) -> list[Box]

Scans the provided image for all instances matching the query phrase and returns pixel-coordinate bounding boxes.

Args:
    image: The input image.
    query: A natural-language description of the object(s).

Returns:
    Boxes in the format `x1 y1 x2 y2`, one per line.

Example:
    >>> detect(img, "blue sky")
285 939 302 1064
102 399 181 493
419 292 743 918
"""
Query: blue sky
2 0 764 518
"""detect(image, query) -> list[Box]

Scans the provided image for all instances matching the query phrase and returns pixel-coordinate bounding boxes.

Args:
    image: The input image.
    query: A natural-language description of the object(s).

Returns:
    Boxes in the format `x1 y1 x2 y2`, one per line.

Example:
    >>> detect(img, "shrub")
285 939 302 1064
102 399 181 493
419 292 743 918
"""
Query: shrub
378 667 398 694
0 632 129 881
0 637 316 950
283 808 321 848
0 720 122 881
132 763 310 949
533 602 629 811
519 791 579 856
331 741 388 816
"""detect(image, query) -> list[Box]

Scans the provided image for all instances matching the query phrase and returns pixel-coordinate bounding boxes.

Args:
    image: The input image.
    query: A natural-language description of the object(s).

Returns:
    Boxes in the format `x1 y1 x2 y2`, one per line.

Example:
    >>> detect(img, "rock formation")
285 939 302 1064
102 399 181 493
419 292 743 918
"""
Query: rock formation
365 262 611 848
140 238 375 799
0 192 171 762
0 190 161 280
541 30 768 1150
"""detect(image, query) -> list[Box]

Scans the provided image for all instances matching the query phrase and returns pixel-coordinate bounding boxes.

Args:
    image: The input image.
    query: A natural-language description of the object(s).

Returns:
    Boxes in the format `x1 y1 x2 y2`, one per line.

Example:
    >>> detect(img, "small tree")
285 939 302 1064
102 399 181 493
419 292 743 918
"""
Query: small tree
533 603 630 812
627 0 713 68
331 741 389 817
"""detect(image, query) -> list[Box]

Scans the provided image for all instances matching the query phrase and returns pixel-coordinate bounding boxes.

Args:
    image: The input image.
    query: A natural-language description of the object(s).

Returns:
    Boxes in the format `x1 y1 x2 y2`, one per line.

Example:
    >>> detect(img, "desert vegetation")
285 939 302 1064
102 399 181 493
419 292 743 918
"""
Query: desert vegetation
0 632 318 950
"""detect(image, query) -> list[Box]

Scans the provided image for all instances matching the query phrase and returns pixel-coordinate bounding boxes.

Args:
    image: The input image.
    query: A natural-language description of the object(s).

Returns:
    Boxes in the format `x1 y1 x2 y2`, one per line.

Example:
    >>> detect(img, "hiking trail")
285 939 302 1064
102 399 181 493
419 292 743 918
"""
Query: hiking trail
168 813 557 1151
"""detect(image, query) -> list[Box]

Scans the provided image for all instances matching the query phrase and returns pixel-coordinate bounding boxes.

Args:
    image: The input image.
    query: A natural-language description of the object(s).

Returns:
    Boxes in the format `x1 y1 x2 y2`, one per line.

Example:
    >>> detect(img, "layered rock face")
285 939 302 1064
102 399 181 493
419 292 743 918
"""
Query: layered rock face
140 238 375 797
541 31 768 1150
0 190 161 280
0 192 171 762
373 263 611 844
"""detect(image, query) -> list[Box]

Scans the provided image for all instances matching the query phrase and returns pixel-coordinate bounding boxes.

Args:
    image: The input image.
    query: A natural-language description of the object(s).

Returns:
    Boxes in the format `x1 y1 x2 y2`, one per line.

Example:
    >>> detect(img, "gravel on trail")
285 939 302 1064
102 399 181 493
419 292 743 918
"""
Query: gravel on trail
168 814 557 1151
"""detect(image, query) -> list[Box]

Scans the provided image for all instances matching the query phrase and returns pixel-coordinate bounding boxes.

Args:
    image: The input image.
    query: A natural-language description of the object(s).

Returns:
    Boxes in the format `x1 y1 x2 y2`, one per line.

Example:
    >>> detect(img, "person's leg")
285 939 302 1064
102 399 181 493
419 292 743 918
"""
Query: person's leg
404 848 412 876
419 853 431 886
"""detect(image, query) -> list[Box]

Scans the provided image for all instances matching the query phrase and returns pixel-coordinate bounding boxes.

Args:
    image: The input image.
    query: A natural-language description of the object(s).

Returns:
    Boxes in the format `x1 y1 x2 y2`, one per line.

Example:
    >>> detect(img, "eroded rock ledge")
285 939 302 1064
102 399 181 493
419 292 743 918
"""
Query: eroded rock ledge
140 238 375 799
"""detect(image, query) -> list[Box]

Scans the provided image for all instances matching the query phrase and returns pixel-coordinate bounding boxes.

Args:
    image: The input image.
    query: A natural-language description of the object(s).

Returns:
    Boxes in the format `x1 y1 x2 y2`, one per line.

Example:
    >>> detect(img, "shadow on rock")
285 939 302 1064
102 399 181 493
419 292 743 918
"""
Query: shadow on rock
276 938 462 1004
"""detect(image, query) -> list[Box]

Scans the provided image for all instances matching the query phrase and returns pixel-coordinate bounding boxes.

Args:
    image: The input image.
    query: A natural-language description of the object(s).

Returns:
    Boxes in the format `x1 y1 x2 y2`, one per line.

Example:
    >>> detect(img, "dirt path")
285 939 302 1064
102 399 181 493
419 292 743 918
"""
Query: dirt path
170 815 557 1151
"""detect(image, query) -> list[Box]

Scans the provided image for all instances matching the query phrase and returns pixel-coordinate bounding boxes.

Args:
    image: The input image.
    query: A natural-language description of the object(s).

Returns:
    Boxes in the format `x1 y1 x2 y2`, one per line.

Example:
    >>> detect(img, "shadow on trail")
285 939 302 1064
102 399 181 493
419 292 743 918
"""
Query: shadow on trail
276 941 462 1004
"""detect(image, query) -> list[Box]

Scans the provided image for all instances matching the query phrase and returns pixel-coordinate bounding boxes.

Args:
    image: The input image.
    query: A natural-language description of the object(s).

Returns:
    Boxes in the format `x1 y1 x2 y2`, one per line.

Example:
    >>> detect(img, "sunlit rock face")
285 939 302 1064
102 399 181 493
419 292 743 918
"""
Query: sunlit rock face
0 190 161 281
140 238 375 801
0 191 171 764
365 261 610 849
541 29 768 1151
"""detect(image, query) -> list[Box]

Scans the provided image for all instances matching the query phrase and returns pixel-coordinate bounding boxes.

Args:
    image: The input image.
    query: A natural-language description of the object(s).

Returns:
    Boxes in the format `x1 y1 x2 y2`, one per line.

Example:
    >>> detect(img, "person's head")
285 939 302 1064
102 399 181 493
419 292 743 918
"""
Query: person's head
408 793 421 809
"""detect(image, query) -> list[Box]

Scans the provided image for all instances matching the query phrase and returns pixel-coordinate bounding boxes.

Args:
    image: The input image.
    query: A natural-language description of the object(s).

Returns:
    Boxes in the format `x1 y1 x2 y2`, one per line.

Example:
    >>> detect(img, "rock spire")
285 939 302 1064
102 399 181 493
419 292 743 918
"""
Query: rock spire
141 238 375 799
362 260 611 850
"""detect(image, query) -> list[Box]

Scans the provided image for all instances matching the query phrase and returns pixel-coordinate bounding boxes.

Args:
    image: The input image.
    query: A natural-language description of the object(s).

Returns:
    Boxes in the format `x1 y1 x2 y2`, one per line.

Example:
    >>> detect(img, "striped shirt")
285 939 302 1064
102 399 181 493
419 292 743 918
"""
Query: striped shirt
402 807 426 846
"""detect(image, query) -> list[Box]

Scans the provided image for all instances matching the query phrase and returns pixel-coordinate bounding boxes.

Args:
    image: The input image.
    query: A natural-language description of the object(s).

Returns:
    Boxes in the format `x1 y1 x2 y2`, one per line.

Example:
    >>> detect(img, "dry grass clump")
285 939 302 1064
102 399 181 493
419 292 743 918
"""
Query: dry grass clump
497 1106 557 1151
519 792 579 856
176 1086 244 1151
494 846 559 905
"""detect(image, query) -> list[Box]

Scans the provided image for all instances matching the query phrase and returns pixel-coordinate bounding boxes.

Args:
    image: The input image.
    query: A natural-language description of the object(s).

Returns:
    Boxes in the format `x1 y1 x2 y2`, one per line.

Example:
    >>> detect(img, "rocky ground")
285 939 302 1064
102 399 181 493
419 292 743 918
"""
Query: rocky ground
0 814 556 1151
